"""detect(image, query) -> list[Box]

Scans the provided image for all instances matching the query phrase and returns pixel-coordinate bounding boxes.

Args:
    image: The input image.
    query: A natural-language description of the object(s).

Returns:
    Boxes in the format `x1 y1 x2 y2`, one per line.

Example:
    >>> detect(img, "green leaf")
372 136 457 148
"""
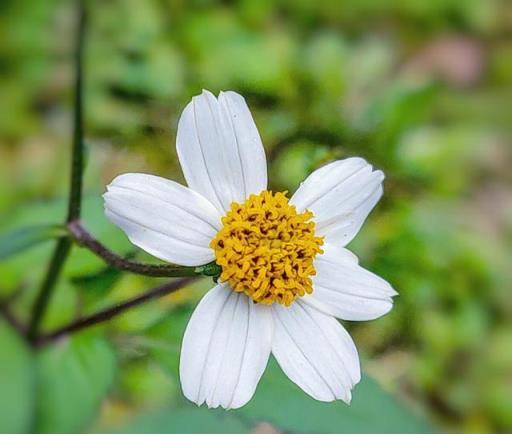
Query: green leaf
0 319 35 434
0 196 132 290
114 407 249 434
0 224 66 260
239 359 437 434
35 333 117 434
270 140 331 192
41 279 78 331
70 265 123 308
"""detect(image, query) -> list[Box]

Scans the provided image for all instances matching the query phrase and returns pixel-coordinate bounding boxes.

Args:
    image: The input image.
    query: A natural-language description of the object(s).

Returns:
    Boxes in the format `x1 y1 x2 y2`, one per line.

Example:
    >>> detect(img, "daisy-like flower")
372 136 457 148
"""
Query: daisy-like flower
104 90 397 409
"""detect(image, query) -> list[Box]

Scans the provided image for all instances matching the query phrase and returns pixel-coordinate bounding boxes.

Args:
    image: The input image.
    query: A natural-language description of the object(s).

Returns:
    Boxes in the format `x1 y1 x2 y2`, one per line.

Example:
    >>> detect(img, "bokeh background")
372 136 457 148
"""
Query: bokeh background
1 1 511 434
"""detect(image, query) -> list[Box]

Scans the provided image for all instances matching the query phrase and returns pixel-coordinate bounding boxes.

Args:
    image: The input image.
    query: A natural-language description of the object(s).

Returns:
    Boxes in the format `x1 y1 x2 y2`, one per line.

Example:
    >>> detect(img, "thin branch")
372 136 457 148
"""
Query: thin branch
28 2 87 342
67 220 199 277
36 277 196 346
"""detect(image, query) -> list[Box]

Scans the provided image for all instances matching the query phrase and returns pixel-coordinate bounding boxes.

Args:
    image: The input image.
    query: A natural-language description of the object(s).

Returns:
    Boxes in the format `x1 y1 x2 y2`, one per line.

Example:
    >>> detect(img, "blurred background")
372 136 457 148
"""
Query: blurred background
1 1 511 434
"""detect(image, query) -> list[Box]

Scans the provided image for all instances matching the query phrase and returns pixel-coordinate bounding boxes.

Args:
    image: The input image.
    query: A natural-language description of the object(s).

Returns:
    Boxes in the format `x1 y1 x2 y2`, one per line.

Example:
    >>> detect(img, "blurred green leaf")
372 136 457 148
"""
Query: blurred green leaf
41 279 79 332
70 266 123 309
0 224 66 261
302 31 348 98
0 196 132 289
119 361 178 408
35 333 117 434
114 407 249 434
0 320 35 434
239 360 437 434
270 141 331 192
145 306 193 377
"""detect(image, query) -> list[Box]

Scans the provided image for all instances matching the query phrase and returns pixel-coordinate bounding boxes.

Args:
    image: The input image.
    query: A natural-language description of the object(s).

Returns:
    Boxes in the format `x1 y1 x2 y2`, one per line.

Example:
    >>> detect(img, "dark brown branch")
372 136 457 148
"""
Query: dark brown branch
36 277 196 346
67 220 198 277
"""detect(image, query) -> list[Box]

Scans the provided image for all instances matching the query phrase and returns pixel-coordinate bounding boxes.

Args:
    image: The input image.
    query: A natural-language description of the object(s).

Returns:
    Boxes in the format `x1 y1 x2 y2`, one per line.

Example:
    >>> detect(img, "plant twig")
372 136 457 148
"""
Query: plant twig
36 277 196 346
28 1 87 342
67 220 199 277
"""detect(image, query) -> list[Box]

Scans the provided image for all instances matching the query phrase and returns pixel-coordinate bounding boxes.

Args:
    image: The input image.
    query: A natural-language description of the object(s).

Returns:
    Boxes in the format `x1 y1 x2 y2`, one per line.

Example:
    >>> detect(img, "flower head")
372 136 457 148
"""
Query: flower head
210 190 324 306
104 90 397 409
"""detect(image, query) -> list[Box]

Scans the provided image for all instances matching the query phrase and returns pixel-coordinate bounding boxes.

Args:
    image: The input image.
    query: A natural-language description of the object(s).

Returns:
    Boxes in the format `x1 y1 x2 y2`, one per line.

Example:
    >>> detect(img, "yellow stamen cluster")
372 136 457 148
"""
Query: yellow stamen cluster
210 191 324 306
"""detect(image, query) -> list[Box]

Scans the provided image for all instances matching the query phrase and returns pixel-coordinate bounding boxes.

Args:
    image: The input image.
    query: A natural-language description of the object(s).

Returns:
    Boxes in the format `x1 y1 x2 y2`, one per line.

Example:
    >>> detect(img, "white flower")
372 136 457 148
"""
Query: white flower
104 90 397 409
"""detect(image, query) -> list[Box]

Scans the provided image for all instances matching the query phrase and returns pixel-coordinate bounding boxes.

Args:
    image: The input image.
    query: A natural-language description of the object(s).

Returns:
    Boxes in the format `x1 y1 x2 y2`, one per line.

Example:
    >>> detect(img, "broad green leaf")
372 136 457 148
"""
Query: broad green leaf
41 279 78 331
0 224 66 260
35 333 117 434
70 265 123 309
114 407 249 434
145 306 193 378
240 359 437 434
0 319 35 434
0 195 132 289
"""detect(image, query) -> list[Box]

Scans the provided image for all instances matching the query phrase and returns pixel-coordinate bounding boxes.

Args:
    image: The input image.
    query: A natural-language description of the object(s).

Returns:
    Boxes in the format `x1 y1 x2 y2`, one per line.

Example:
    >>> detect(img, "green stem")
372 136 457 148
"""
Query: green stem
67 0 86 222
27 238 71 340
68 220 199 277
28 1 86 342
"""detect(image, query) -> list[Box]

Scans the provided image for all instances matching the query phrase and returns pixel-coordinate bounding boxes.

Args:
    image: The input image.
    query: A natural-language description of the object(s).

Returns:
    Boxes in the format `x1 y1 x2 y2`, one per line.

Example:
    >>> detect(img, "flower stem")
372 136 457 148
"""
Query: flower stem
35 277 195 346
28 1 86 342
68 220 198 277
27 237 72 341
67 0 86 222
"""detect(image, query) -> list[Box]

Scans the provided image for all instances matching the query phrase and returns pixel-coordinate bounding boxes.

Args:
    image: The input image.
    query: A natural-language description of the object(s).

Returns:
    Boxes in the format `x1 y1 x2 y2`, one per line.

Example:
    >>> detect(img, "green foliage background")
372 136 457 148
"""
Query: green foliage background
0 1 511 434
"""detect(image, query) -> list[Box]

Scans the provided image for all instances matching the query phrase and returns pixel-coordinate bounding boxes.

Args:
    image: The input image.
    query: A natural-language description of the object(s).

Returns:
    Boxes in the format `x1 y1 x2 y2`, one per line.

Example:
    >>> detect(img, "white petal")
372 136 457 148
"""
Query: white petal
176 90 267 213
290 158 384 246
104 173 221 266
180 284 272 409
304 243 397 321
271 302 360 403
218 91 267 198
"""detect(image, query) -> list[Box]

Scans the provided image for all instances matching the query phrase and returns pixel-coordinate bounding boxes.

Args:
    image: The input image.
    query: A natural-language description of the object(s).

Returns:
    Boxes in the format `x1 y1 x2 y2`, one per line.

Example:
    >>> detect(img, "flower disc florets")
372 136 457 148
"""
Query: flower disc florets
210 190 324 306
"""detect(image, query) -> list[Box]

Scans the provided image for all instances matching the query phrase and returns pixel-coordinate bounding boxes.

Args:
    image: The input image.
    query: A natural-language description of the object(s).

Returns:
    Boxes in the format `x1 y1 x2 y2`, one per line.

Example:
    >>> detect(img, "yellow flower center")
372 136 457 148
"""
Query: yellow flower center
210 190 324 306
